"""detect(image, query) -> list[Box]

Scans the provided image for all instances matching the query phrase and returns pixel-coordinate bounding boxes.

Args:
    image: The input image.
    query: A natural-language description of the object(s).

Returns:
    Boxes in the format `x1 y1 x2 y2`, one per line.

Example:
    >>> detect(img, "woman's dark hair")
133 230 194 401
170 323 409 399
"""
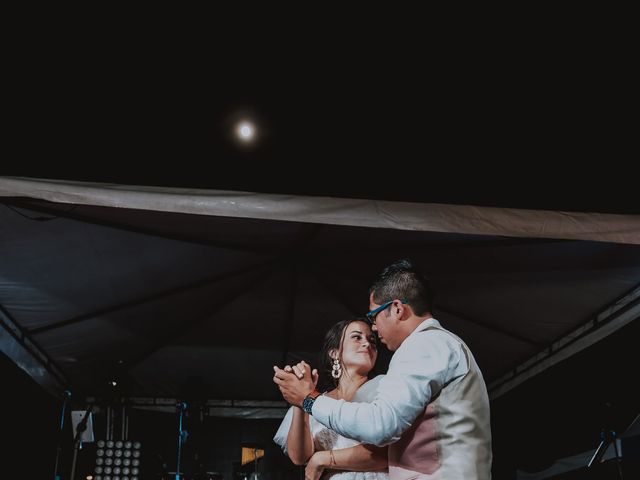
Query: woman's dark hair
319 317 373 389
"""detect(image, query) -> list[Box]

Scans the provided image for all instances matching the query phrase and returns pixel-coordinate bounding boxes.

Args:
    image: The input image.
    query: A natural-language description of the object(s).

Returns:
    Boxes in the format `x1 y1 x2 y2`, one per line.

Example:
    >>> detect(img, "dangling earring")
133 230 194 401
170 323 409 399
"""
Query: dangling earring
331 358 342 379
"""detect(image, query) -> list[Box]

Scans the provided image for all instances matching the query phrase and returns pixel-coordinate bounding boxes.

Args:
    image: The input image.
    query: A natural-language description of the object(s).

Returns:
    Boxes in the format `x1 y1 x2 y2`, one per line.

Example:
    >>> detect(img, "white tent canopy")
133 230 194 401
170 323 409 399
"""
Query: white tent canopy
1 177 639 419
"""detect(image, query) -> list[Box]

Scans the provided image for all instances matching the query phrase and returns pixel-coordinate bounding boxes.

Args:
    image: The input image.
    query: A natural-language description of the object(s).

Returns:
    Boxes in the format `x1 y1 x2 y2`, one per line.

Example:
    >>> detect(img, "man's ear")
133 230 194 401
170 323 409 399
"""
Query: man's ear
396 300 408 320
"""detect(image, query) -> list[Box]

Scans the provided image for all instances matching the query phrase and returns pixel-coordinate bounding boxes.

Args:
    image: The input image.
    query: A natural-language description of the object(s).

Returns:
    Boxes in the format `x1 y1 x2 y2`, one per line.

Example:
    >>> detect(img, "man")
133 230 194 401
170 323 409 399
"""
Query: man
274 259 492 479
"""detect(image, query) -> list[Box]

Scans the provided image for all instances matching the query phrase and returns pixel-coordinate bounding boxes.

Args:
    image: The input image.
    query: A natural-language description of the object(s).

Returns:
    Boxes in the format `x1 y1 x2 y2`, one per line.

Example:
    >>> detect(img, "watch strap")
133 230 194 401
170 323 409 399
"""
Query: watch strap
302 389 321 414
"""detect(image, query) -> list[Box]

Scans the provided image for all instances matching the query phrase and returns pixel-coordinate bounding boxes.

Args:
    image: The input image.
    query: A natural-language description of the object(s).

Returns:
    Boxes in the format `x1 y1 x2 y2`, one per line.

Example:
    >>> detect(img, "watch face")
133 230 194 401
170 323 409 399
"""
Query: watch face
303 396 314 414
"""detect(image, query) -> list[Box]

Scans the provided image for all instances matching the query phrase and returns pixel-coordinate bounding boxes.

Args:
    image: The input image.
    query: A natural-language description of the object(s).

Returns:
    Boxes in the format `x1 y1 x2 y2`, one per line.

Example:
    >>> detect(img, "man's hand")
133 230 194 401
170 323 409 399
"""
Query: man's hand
273 360 318 407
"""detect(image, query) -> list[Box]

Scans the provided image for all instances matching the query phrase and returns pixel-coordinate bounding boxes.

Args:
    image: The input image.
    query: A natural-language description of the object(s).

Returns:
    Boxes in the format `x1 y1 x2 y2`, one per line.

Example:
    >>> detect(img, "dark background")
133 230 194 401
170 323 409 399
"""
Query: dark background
2 22 638 480
4 23 637 216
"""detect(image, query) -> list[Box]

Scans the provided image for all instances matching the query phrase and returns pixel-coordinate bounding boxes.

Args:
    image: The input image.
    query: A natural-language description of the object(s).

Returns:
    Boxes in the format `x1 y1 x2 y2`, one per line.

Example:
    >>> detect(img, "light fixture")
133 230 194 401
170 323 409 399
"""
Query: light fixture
241 446 264 479
94 439 141 480
235 121 255 142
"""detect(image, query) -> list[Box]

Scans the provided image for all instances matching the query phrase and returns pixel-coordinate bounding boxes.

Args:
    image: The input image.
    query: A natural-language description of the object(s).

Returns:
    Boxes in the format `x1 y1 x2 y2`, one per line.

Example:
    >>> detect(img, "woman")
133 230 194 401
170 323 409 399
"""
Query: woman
273 318 389 479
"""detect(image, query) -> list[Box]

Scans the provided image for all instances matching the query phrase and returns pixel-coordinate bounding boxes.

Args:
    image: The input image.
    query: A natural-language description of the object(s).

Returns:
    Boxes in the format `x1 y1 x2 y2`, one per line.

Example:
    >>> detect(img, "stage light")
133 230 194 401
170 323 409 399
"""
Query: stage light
94 440 142 479
241 447 264 465
241 446 265 479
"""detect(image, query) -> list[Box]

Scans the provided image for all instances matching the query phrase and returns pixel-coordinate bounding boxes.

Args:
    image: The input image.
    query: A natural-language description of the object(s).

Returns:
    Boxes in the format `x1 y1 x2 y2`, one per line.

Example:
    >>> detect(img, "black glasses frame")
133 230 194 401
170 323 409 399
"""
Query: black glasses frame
365 300 406 325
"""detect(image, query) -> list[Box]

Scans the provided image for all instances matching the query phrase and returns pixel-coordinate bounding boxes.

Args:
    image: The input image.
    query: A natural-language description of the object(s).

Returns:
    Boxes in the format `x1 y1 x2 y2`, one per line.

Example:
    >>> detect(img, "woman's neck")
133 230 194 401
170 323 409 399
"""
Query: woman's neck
332 372 368 401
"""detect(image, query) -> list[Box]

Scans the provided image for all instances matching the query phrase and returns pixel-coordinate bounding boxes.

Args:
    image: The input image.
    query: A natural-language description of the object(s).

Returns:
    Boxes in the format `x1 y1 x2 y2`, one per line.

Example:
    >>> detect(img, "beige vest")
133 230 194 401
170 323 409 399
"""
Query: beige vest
388 325 492 479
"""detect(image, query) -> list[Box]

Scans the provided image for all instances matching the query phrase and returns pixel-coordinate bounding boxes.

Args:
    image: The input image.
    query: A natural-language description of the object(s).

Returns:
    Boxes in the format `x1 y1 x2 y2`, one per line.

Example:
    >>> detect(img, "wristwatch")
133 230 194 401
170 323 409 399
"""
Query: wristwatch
302 389 321 414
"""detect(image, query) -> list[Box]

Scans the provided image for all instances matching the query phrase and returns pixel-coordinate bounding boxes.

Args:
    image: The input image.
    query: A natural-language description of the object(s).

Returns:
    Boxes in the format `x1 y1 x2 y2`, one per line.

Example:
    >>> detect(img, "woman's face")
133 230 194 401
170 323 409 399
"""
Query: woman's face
337 320 378 374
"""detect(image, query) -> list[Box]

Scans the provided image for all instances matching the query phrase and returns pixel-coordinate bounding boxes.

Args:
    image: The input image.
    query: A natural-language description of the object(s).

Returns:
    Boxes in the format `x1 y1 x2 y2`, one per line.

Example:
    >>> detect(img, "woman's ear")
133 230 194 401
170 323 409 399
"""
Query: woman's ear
329 348 338 360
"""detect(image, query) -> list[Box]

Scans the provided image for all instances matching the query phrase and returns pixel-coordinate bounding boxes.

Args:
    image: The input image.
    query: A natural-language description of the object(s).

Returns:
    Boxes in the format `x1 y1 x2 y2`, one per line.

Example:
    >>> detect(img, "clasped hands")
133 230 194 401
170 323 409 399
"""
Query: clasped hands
273 360 319 407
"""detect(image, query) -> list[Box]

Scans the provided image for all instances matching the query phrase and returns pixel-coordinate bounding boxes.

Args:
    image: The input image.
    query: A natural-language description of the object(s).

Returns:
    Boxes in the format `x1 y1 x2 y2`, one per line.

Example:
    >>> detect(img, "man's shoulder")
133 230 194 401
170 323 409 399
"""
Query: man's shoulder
354 374 386 402
398 324 465 360
408 320 456 344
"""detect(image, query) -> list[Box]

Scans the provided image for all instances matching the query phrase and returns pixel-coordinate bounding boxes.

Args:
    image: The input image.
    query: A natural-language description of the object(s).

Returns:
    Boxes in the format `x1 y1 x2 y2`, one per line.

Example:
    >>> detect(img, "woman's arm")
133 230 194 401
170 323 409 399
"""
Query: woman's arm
285 361 320 465
286 406 315 465
305 444 388 479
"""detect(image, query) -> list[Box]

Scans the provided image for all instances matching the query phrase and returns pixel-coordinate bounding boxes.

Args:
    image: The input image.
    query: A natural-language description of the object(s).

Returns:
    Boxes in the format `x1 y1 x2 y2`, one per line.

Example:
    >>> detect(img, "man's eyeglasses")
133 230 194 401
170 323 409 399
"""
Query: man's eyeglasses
365 300 406 326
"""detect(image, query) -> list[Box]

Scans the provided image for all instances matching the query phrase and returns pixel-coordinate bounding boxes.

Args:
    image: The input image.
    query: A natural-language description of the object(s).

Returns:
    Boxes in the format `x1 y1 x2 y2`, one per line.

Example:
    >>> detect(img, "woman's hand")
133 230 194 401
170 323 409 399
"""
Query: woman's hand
305 450 330 480
274 361 319 407
286 361 319 386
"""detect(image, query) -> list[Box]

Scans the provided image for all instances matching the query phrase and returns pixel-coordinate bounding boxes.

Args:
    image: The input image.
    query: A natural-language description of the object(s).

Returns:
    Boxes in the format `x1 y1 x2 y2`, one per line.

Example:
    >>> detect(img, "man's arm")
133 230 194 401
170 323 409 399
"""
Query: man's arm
313 331 466 445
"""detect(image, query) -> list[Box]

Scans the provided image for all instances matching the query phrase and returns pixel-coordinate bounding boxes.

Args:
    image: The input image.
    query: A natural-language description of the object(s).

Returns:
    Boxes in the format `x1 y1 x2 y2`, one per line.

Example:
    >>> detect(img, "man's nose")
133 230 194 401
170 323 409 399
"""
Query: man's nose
371 324 378 332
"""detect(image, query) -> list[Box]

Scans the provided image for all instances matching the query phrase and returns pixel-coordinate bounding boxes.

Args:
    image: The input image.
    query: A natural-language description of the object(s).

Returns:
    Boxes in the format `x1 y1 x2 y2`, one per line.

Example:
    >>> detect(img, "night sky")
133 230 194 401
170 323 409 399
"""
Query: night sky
5 38 636 215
